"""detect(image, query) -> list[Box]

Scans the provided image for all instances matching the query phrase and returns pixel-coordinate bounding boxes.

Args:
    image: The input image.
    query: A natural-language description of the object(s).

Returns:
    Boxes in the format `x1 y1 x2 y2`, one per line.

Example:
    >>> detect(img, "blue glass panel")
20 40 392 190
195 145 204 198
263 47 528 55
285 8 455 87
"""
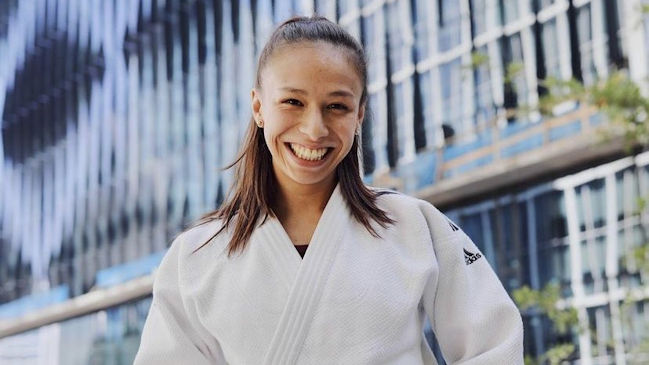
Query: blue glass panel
452 154 494 176
0 285 69 319
95 251 165 288
500 134 544 158
500 120 536 138
548 120 581 142
442 130 492 161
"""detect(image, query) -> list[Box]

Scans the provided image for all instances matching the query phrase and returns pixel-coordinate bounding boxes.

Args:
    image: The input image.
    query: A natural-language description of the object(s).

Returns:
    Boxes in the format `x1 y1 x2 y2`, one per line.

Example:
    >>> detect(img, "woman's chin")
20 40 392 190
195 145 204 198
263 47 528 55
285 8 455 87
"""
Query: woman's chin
289 172 336 187
274 166 337 188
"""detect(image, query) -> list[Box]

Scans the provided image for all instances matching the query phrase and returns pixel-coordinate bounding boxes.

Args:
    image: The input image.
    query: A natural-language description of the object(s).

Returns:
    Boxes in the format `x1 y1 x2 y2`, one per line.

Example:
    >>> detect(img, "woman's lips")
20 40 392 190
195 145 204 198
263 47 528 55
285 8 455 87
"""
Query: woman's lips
285 143 332 167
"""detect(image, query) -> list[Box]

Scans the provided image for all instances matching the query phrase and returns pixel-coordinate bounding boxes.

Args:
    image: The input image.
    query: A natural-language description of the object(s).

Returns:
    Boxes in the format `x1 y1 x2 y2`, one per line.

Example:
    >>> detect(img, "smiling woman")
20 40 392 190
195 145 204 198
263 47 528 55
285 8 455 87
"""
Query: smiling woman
134 16 524 365
253 40 363 190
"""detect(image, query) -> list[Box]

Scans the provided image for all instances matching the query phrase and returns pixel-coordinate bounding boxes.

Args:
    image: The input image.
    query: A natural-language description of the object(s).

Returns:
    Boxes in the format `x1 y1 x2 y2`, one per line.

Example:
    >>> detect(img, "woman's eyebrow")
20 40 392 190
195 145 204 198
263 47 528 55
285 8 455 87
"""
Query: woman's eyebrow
279 87 354 98
280 87 307 94
328 90 354 98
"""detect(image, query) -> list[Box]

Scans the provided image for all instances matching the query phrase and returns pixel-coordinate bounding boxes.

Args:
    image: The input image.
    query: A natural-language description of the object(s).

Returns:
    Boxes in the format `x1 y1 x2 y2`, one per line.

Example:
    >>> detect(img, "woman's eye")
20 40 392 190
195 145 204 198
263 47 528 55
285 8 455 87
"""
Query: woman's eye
283 99 303 106
327 103 348 110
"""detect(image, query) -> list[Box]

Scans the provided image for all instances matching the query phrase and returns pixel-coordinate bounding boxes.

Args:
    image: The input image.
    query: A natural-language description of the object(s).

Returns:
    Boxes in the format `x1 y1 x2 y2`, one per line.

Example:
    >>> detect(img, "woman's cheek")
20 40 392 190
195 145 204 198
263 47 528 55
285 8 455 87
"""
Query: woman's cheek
280 109 302 121
339 118 358 135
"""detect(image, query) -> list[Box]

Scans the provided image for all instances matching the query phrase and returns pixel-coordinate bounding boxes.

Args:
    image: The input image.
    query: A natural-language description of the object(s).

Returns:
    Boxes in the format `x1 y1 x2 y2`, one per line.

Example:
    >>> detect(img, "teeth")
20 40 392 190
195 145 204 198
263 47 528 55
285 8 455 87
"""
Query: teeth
290 143 328 161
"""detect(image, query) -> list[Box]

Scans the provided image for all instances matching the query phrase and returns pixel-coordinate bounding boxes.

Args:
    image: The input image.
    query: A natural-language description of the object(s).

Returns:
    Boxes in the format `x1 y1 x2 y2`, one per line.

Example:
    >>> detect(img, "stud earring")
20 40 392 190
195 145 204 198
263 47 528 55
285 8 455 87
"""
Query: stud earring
256 119 264 128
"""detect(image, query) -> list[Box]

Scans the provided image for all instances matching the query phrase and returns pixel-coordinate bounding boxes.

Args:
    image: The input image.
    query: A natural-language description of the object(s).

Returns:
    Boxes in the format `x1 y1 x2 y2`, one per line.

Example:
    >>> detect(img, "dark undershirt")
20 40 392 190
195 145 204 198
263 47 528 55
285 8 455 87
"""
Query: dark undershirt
294 244 309 258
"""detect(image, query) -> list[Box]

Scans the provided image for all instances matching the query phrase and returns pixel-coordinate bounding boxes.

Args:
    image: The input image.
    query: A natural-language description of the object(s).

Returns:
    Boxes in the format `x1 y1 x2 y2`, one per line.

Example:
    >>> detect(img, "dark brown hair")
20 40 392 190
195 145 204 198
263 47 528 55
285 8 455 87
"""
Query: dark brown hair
192 16 394 256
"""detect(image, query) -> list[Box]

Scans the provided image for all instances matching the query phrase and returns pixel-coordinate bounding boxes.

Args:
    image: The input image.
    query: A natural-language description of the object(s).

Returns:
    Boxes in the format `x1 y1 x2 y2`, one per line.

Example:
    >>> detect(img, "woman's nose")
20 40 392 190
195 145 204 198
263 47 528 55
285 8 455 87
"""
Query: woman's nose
298 108 329 140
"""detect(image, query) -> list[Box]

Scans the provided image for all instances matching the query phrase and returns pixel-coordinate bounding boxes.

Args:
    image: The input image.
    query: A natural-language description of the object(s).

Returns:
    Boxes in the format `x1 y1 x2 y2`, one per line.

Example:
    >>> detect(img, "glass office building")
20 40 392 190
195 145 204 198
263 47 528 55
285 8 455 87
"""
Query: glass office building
1 0 648 363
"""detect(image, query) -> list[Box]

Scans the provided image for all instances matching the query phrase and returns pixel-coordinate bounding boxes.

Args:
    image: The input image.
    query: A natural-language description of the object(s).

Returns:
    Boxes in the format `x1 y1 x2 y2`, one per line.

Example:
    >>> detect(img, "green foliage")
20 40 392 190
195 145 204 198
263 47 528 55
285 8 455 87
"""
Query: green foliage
514 283 579 335
617 195 649 362
619 292 649 365
538 76 586 115
504 62 524 85
619 197 649 278
536 72 649 150
500 61 527 119
632 244 649 279
544 343 576 365
462 52 490 80
469 51 489 69
512 285 539 310
629 339 649 365
635 196 647 215
591 73 649 148
513 284 579 364
524 354 538 365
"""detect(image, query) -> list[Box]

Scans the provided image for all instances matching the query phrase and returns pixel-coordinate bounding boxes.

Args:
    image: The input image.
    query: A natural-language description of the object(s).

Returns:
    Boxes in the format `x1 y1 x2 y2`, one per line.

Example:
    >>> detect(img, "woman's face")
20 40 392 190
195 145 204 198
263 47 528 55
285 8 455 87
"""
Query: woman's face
251 41 365 191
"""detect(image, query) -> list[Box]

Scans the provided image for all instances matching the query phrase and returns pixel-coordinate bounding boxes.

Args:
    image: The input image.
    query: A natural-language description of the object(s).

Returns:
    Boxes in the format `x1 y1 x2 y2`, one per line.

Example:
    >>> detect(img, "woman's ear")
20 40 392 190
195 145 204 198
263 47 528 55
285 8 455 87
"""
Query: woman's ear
356 102 366 130
251 88 262 121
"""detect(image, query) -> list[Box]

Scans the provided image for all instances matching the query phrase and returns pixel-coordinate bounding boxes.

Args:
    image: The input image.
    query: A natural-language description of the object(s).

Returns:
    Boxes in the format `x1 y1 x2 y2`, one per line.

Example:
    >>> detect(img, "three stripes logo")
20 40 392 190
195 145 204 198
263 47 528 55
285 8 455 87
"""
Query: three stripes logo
464 248 482 265
446 218 481 265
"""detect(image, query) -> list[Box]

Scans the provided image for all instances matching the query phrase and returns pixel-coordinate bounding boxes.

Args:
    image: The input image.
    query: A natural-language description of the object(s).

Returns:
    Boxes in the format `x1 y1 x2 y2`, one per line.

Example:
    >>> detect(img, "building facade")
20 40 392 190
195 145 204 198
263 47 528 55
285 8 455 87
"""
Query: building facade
1 0 649 363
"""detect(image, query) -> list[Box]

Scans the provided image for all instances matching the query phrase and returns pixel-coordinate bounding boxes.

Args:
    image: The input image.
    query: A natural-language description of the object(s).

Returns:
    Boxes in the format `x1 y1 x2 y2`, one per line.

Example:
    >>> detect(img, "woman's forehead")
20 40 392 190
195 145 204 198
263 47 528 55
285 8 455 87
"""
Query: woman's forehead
260 41 363 95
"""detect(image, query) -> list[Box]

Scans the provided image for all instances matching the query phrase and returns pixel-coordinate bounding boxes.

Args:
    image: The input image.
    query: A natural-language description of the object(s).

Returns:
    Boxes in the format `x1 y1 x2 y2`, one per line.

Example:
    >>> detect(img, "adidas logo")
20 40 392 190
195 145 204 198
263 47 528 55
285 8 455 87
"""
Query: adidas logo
464 248 482 265
448 219 459 232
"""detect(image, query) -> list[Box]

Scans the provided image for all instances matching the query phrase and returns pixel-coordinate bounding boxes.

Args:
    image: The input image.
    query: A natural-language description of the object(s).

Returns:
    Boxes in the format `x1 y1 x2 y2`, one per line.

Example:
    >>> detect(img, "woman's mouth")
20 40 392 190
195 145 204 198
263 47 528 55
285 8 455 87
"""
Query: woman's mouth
287 143 332 162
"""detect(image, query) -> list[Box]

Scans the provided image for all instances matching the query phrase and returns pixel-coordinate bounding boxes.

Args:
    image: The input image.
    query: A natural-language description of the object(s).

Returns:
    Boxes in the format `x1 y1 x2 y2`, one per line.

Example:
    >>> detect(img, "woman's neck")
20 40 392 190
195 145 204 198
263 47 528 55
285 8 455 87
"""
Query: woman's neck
273 178 336 222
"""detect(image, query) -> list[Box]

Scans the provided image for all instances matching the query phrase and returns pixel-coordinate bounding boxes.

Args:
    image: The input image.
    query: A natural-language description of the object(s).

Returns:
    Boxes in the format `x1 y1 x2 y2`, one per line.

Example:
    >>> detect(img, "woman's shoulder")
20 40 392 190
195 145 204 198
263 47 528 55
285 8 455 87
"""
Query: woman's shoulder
154 218 232 288
370 186 438 213
369 186 455 240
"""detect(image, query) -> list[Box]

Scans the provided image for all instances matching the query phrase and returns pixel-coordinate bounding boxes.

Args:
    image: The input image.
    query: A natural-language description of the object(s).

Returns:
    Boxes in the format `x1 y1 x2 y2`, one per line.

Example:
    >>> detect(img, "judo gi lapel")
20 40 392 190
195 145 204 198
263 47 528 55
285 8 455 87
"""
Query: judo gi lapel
262 184 350 365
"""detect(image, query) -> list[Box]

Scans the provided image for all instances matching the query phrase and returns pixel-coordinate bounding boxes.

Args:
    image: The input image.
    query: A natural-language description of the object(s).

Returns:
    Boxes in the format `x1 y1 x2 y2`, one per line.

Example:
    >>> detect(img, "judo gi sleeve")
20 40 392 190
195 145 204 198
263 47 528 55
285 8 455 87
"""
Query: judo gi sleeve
134 235 226 364
421 209 524 364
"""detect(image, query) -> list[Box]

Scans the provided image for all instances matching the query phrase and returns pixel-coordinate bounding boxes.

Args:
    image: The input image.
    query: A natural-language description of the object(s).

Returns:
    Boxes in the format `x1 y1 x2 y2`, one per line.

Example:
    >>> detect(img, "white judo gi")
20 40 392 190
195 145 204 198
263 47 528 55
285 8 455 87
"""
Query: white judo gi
134 184 524 364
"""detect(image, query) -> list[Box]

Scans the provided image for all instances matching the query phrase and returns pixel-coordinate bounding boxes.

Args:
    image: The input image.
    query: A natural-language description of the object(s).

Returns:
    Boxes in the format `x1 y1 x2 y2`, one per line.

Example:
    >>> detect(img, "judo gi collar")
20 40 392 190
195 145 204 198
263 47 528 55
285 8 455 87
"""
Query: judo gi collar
260 183 350 364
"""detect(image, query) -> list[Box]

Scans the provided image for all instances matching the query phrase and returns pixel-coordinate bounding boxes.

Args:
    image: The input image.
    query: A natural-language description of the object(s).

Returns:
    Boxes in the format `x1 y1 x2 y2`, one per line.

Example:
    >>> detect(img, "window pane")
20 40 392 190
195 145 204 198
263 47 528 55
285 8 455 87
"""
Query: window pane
392 78 415 161
542 19 560 78
587 305 614 358
501 33 528 115
460 212 485 253
539 0 556 9
470 0 488 35
439 58 464 139
581 235 607 294
386 0 413 72
473 45 495 128
534 191 570 294
575 178 606 232
438 0 462 52
338 0 359 17
502 0 519 25
413 0 433 60
368 90 389 172
419 70 436 148
362 11 386 84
